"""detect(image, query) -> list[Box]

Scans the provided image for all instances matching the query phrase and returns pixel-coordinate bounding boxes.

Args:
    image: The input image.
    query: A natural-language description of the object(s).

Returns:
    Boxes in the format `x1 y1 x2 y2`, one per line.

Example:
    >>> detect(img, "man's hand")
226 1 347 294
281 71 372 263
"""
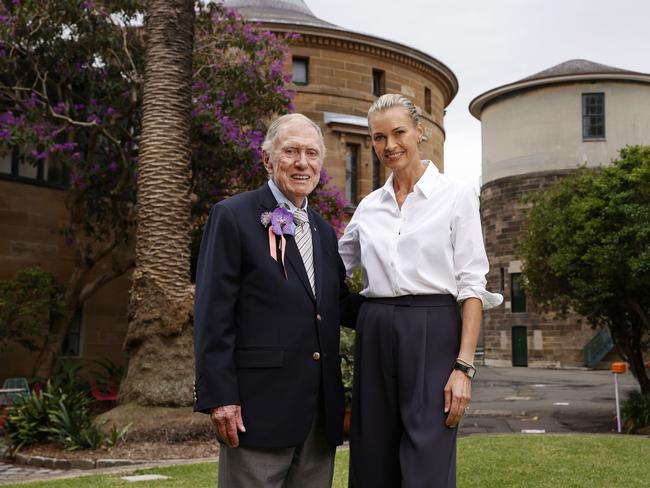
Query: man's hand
210 405 246 448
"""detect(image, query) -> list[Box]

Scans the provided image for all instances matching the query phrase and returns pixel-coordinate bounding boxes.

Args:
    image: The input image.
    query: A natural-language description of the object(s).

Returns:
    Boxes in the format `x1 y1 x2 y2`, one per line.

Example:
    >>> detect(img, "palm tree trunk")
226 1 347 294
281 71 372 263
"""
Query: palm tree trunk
120 0 195 406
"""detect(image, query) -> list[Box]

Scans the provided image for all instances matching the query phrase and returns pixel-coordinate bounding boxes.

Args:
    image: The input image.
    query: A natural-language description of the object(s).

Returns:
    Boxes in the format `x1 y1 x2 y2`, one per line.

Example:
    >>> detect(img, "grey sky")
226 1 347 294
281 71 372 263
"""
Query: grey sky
305 0 650 188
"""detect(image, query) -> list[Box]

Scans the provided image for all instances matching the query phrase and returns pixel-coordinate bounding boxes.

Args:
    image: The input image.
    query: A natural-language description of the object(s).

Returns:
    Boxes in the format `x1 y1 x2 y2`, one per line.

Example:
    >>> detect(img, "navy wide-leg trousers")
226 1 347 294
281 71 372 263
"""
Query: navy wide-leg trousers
349 295 461 488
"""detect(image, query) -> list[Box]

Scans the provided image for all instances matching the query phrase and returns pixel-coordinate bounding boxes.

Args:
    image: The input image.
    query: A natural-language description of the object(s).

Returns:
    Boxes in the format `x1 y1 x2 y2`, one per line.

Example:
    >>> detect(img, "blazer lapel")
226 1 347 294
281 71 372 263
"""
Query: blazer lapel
258 183 316 302
285 236 316 302
257 183 277 212
309 210 324 306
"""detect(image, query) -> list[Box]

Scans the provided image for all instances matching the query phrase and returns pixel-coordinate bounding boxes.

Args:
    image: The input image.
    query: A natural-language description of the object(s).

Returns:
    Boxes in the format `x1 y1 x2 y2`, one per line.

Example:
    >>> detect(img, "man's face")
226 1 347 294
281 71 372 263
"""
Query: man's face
263 119 322 208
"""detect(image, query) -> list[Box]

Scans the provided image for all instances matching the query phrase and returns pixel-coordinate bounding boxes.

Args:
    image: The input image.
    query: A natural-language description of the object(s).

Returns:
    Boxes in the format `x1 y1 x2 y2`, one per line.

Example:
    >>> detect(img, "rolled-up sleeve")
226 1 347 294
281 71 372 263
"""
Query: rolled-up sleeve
338 204 362 279
451 184 503 310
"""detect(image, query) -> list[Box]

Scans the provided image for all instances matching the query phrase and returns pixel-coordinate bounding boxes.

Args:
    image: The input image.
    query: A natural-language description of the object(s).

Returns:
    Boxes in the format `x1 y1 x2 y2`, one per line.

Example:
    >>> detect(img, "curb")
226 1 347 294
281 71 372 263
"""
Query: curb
7 443 351 471
12 453 148 470
0 457 220 485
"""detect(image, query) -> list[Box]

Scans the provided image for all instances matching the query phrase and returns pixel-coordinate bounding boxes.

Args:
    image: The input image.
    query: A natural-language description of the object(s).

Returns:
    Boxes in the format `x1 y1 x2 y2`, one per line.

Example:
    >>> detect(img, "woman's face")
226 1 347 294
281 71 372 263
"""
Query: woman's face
369 106 423 172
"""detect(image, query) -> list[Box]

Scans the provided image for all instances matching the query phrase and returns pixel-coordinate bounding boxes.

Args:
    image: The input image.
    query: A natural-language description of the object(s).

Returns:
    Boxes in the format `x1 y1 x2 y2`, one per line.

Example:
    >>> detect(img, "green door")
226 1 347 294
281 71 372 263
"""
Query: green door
512 326 528 367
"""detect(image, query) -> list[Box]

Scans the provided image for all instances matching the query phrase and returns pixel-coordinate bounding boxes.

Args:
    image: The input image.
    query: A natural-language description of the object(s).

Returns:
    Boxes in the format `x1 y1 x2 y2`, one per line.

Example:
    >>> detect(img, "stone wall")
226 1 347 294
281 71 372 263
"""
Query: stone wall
289 35 449 201
0 179 130 379
480 170 616 368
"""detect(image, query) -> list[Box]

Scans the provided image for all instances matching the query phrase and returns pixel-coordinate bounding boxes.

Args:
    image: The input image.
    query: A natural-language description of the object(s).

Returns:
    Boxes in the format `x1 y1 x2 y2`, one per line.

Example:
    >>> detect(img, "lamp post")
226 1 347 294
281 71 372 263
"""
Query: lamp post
611 362 627 433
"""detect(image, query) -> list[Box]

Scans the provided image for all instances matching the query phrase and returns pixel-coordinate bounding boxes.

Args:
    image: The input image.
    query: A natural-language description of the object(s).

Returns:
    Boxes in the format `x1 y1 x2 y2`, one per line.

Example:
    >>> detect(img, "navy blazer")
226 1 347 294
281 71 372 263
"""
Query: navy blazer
194 184 346 447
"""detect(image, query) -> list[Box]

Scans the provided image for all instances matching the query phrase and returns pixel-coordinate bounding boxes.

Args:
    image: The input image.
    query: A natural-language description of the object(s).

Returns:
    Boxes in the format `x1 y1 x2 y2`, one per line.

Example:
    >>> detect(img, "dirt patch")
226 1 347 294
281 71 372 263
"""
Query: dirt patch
96 403 215 442
20 440 218 461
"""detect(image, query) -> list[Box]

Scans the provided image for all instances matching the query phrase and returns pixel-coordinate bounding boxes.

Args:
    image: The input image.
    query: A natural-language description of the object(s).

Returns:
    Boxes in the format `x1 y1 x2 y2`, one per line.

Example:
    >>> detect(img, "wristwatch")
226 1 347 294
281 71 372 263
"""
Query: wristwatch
454 360 476 380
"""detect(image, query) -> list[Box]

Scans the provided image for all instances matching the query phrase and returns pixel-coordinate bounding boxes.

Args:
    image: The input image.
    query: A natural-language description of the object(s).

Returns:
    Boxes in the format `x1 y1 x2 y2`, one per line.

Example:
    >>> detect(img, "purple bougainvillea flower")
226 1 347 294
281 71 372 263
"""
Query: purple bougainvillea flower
53 101 66 114
270 207 295 236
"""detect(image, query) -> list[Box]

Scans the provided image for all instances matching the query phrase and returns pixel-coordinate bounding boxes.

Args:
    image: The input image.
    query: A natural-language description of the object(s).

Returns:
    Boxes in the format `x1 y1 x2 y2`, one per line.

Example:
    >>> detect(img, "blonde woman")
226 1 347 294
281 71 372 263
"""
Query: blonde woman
338 94 502 488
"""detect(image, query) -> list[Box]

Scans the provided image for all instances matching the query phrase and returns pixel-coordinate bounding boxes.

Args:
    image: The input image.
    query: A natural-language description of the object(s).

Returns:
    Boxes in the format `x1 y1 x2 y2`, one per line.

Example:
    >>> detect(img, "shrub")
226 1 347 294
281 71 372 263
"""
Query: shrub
3 381 127 452
0 267 64 353
49 358 88 394
340 269 363 407
106 423 132 448
4 386 52 450
340 329 355 407
621 390 650 433
46 396 105 451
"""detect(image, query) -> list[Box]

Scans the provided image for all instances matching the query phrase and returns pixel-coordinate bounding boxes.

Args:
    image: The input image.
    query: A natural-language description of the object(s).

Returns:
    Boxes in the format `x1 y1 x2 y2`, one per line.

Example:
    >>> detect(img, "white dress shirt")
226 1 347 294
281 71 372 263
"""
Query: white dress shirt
267 179 308 214
338 161 503 309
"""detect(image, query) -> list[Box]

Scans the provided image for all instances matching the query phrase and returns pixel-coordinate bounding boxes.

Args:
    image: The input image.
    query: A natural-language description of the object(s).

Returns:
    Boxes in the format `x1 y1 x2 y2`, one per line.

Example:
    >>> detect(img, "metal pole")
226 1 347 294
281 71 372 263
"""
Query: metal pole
614 373 622 433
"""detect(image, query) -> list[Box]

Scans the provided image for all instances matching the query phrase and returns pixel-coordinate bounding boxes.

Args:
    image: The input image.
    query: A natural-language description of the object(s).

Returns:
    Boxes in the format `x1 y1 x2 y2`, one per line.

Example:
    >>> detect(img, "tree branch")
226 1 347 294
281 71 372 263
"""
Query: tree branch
626 297 650 330
88 232 121 266
79 256 135 304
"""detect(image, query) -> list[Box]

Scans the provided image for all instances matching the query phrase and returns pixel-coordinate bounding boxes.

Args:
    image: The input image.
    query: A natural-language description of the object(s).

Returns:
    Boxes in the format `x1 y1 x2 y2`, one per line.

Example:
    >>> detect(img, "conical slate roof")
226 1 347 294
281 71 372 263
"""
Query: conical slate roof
470 59 650 119
224 0 336 28
521 59 645 82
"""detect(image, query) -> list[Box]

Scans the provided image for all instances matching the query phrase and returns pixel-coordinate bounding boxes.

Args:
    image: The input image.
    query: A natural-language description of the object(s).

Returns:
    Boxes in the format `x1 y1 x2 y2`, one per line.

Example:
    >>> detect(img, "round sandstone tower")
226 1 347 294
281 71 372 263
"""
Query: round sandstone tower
470 59 650 368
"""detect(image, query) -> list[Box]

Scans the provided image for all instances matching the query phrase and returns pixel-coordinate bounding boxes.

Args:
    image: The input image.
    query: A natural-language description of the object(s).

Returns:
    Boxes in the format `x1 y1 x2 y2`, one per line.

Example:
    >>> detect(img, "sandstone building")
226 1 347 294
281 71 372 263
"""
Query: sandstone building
225 0 457 203
470 59 650 367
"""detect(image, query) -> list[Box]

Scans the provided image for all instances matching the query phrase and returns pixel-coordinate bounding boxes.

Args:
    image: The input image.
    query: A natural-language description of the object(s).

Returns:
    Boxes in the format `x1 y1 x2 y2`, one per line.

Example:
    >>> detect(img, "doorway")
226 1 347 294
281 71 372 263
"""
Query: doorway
512 325 528 367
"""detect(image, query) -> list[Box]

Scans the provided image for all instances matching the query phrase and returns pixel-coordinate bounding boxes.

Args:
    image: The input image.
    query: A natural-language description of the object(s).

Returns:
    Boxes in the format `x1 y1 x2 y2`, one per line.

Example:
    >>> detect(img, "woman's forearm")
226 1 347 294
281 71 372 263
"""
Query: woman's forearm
457 297 482 365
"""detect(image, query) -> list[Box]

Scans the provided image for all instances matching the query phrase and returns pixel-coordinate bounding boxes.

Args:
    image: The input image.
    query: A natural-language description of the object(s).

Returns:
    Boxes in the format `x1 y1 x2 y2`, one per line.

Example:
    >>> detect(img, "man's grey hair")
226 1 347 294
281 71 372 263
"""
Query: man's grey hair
368 93 421 128
261 113 326 159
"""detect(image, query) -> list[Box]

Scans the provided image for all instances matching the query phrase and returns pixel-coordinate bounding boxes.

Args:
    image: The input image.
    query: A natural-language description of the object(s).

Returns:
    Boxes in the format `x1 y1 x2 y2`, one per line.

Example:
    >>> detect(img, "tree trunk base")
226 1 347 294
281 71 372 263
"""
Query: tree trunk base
121 274 195 406
120 325 194 406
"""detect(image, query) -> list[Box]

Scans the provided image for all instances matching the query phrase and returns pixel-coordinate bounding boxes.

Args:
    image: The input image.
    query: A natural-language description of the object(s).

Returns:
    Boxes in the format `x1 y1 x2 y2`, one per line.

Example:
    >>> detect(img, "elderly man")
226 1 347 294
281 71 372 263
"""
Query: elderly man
194 113 347 488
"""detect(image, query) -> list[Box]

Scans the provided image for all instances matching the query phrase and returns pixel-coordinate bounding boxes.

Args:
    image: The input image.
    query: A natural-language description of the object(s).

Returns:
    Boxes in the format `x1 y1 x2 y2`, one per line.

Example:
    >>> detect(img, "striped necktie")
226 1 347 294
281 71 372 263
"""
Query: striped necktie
293 208 315 295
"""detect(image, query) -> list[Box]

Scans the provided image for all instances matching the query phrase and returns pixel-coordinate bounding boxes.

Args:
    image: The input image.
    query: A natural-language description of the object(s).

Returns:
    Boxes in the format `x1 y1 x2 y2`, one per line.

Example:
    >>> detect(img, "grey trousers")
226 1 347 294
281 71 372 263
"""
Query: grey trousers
217 406 335 488
349 295 461 488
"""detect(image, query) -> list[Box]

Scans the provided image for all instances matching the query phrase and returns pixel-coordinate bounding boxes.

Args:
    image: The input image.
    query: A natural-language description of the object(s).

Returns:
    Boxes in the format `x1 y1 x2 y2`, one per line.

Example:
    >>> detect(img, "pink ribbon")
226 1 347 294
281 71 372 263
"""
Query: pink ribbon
268 227 288 279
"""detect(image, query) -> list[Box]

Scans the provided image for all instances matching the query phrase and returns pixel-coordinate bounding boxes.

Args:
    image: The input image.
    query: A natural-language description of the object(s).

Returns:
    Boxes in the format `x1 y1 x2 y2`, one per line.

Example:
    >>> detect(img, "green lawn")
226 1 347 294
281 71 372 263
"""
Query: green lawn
3 435 649 487
456 435 649 488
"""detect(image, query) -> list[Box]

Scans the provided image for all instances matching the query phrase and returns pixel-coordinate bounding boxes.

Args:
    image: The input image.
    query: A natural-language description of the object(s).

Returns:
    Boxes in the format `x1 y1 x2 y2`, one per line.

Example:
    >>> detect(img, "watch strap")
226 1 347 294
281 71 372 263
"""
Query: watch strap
454 360 476 380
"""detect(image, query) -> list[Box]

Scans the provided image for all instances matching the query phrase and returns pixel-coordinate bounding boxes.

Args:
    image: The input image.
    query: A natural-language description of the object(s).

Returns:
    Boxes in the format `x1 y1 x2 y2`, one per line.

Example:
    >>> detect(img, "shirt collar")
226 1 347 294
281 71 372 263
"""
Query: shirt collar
381 160 438 202
414 160 439 199
267 179 308 213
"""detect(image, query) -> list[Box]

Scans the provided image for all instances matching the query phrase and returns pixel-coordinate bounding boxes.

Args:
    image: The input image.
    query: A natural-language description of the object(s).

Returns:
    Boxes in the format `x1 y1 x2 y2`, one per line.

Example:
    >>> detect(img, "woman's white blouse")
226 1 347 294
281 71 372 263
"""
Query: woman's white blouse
338 161 503 309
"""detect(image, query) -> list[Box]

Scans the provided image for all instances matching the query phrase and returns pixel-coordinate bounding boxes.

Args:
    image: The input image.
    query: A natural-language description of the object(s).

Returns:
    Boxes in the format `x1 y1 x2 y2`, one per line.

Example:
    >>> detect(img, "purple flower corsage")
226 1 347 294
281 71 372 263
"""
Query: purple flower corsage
261 207 295 279
261 207 295 237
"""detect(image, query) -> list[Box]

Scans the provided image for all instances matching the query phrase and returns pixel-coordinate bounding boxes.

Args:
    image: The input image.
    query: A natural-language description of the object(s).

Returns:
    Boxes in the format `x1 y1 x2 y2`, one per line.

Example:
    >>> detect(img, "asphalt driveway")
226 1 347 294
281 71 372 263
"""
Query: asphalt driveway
461 366 639 436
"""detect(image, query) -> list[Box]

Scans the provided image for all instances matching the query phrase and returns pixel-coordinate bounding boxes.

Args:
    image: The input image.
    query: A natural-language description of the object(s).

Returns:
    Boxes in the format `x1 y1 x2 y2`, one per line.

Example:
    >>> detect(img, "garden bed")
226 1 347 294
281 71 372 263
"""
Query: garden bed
17 439 218 462
6 403 220 464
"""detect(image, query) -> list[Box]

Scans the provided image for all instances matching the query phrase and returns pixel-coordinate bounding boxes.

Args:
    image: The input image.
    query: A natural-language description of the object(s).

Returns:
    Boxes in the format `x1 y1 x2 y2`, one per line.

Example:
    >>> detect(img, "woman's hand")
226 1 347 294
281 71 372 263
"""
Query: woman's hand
443 369 472 428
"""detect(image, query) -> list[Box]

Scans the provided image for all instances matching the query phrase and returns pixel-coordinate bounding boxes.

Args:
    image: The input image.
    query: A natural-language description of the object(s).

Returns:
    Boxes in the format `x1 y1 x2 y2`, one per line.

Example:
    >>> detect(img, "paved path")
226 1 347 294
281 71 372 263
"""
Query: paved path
0 367 640 485
0 461 86 485
461 366 637 436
